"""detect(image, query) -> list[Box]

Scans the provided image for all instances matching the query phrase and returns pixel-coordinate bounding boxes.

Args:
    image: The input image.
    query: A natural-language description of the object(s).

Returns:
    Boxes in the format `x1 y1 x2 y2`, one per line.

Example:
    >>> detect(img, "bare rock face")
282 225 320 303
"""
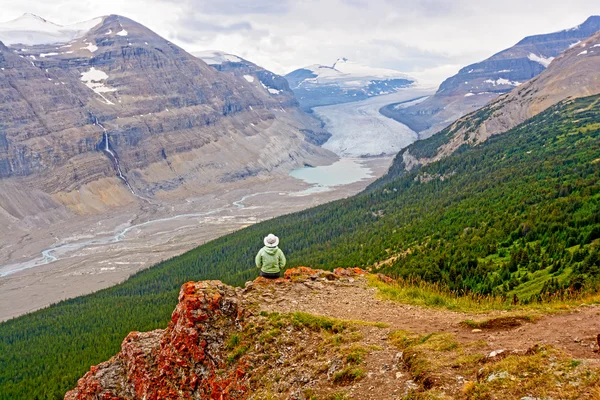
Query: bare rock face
0 14 334 216
65 280 245 400
64 267 370 400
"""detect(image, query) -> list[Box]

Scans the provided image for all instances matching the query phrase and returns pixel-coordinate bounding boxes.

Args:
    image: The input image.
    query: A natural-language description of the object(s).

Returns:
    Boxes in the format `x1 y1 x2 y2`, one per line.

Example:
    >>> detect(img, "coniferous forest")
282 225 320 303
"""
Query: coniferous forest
0 96 599 399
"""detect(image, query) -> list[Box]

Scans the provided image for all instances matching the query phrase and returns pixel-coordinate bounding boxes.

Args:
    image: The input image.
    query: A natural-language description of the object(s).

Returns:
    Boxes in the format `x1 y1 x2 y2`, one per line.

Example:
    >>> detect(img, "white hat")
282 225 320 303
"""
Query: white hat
264 233 279 247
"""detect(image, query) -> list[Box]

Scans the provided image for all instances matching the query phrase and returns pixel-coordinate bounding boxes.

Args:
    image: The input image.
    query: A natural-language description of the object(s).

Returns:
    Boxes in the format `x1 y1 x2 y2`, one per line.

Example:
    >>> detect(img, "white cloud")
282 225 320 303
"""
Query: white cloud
1 0 599 84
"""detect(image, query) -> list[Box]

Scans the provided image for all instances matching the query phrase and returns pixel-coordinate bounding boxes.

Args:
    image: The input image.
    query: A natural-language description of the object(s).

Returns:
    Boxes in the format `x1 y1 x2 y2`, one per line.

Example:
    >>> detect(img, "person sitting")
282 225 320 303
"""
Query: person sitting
255 233 286 279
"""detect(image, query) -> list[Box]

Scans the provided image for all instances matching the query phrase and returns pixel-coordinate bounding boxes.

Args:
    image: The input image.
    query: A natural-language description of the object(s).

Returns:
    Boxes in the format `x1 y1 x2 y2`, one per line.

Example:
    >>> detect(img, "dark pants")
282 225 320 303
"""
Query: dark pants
260 271 280 279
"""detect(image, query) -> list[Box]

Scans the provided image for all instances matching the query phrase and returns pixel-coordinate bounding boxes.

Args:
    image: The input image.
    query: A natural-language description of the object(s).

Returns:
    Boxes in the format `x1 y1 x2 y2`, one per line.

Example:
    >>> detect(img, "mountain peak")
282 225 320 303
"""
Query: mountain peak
0 14 103 45
578 15 600 27
333 57 349 68
17 13 53 24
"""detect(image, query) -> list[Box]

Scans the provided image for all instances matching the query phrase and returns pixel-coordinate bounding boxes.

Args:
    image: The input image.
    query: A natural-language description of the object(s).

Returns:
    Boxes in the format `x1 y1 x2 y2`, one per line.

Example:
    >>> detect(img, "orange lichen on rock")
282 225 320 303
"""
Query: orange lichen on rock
65 268 386 399
333 267 368 277
65 281 246 400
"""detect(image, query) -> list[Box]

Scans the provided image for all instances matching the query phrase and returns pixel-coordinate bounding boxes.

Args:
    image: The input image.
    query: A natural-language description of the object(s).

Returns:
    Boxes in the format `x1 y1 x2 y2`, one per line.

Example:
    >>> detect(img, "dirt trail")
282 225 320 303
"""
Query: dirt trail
260 276 600 359
253 274 600 397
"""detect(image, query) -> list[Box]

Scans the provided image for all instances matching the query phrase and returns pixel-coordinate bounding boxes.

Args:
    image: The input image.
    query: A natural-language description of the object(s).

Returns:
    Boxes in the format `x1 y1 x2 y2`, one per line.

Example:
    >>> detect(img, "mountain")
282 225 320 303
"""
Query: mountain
396 28 600 172
382 15 600 138
194 50 331 145
0 14 334 221
0 13 103 46
2 93 599 399
285 57 415 110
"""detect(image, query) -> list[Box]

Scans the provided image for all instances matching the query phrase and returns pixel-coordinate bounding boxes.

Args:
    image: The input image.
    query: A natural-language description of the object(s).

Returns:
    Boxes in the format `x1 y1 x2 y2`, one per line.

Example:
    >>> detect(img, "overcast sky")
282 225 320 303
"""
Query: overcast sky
2 0 600 84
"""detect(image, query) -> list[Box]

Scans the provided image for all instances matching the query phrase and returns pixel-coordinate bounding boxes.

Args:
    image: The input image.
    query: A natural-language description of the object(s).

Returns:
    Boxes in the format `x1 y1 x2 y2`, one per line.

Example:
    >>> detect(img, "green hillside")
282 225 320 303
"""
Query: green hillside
1 96 599 399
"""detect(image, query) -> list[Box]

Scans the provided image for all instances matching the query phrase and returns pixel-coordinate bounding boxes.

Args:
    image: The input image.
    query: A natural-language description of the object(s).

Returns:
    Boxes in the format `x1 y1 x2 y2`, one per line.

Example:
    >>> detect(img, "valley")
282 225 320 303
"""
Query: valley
315 88 434 157
0 75 425 322
1 7 600 400
0 156 392 321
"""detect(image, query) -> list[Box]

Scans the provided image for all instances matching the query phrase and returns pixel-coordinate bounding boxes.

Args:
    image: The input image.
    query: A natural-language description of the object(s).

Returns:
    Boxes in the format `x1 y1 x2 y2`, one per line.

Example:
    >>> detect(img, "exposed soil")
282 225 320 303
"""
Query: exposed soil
257 274 600 398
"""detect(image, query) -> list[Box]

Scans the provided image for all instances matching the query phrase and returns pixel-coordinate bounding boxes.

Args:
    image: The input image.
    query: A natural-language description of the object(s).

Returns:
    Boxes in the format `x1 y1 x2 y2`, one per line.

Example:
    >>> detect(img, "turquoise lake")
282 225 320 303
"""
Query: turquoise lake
289 158 374 188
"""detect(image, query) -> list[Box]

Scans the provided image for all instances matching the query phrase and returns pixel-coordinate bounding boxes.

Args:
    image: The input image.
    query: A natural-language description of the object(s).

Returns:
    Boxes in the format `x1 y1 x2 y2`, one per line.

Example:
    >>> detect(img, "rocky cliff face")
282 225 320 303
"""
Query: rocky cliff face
399 30 600 171
64 267 371 400
383 16 600 138
0 14 334 216
194 50 331 146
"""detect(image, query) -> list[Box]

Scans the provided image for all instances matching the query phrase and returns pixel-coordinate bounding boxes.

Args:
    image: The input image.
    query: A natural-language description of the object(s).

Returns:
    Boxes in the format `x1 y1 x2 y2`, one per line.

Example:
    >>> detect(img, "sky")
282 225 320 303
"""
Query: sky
2 0 600 85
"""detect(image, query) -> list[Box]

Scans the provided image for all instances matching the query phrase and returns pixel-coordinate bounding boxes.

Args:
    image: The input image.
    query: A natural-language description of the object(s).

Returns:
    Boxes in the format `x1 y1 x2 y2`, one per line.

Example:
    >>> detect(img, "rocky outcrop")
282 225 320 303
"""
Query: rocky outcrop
0 14 335 215
64 267 370 400
385 15 600 138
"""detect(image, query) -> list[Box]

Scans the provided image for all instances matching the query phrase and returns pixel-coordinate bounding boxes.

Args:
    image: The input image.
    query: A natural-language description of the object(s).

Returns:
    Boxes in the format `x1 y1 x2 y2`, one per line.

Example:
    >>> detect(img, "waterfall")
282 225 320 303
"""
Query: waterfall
95 117 136 195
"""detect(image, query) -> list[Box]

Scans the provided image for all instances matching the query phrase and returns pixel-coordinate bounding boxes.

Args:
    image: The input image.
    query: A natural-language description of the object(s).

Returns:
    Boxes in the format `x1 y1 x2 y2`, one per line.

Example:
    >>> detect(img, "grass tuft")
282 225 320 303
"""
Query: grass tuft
332 366 364 384
368 274 600 313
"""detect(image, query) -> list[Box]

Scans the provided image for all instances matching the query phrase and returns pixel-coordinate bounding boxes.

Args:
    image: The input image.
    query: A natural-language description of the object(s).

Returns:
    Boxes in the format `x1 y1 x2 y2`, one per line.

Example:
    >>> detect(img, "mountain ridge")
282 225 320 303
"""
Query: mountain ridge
397 28 600 172
285 58 415 110
381 15 600 138
0 14 335 216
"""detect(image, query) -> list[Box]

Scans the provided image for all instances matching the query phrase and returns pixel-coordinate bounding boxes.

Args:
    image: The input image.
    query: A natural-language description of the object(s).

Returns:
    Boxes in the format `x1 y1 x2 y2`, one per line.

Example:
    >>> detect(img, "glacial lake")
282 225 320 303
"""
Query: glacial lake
290 158 374 189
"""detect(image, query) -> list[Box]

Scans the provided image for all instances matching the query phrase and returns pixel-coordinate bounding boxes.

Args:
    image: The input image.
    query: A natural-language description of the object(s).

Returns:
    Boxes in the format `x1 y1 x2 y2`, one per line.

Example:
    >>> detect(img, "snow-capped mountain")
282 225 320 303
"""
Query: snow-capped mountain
0 14 334 216
382 15 600 139
285 58 415 110
194 51 299 105
0 13 103 46
402 28 600 171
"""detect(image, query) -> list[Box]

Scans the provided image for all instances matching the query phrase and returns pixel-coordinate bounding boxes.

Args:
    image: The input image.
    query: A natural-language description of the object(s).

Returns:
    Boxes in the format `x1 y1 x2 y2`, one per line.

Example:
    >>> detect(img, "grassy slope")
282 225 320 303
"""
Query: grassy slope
0 96 599 399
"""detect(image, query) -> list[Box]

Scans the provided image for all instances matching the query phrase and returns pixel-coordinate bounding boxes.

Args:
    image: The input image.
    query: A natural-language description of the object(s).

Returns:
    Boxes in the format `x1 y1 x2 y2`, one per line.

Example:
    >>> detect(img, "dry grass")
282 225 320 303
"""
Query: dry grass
388 328 600 399
368 275 600 314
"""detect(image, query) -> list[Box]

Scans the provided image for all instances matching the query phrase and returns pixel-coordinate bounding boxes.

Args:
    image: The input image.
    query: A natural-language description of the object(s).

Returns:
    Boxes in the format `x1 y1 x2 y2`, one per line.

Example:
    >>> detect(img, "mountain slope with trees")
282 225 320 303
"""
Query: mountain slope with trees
0 95 599 399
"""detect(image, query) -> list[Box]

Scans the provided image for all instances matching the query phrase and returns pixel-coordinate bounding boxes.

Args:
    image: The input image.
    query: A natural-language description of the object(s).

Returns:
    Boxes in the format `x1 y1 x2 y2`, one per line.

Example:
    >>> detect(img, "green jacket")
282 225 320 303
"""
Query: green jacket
255 246 286 273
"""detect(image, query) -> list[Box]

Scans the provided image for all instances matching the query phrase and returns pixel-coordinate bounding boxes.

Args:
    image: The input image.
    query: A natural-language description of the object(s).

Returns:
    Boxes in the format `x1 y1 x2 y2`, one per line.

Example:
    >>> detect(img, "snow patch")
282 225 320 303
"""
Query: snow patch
193 50 242 65
578 50 588 56
80 67 117 105
259 81 281 94
243 74 254 83
593 44 600 48
39 52 58 57
569 40 581 48
464 93 475 97
484 78 521 87
105 29 112 35
81 42 98 52
527 53 554 68
116 29 128 36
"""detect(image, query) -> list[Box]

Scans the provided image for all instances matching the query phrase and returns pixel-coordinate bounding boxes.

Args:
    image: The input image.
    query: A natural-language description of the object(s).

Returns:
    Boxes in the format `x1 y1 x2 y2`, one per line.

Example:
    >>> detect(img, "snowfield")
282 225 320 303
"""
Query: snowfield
0 13 102 45
315 87 434 157
193 50 243 65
